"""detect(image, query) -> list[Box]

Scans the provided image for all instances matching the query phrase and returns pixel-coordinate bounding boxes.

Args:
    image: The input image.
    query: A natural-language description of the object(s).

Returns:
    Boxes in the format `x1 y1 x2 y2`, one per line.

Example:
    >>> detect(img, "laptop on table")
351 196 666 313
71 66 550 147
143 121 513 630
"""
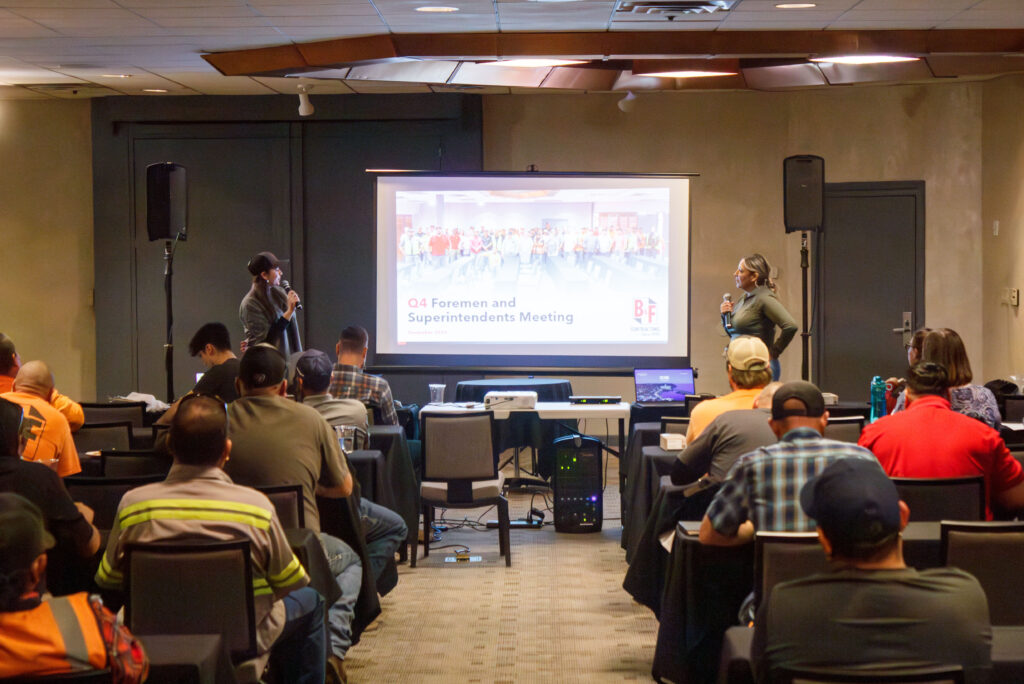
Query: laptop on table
633 368 696 407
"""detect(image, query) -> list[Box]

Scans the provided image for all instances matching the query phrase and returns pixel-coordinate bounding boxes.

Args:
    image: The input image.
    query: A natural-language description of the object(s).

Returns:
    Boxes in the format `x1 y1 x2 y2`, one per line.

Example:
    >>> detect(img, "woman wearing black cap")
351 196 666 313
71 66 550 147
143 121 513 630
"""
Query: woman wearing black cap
239 251 302 357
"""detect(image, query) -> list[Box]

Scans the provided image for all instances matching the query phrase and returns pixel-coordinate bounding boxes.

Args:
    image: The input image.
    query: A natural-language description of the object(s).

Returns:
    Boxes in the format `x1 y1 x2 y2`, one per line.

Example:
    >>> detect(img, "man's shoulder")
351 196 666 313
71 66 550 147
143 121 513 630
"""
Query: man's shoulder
120 475 274 514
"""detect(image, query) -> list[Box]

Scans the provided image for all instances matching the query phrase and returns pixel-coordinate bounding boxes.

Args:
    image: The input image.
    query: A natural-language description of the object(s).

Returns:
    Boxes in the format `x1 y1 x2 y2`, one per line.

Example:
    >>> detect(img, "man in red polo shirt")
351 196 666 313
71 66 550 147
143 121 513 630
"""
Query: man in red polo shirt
859 361 1024 519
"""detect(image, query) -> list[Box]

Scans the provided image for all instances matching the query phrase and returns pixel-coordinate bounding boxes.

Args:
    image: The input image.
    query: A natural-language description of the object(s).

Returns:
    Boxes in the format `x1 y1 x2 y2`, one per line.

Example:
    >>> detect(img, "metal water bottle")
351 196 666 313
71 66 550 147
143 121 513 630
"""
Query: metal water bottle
870 375 887 423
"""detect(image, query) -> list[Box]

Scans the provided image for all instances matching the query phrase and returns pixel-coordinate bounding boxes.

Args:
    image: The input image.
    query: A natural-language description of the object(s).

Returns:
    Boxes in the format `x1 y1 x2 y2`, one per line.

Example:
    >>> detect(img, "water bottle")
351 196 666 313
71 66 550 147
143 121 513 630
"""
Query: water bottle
870 375 887 423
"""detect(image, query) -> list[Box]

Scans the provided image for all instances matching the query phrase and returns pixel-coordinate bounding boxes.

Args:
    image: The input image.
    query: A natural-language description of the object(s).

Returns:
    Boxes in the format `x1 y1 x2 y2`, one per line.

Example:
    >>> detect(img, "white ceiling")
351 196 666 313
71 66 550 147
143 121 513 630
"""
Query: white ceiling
0 0 1023 98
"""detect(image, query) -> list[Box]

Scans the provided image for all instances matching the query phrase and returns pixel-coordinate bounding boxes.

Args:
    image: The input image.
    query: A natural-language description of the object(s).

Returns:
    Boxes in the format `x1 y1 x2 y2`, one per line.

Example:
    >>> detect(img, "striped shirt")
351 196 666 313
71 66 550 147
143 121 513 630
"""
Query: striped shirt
327 363 397 425
95 464 308 654
705 427 881 536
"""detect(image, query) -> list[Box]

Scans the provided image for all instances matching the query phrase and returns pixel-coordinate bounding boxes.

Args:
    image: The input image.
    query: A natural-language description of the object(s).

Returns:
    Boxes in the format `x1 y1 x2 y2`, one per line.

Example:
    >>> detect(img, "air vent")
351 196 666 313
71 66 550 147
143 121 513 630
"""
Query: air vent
616 0 735 16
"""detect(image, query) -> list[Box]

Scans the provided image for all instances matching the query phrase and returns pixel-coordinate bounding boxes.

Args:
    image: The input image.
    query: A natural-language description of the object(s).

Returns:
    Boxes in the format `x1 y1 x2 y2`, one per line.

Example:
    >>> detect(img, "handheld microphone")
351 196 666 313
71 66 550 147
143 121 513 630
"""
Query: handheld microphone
721 293 733 332
281 279 303 311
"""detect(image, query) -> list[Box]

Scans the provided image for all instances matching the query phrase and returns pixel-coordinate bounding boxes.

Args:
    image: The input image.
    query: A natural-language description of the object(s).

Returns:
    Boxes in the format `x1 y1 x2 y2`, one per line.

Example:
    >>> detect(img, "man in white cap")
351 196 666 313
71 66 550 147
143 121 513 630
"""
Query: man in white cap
686 336 773 444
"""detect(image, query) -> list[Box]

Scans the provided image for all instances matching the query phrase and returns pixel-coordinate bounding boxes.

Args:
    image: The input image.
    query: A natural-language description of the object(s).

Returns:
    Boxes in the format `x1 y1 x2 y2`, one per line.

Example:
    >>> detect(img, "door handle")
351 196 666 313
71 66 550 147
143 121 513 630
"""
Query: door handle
892 311 913 346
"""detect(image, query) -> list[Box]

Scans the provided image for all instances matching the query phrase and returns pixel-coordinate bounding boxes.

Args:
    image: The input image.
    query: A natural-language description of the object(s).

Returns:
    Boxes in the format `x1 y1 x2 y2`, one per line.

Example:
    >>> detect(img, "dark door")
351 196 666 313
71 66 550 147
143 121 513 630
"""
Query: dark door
813 181 925 403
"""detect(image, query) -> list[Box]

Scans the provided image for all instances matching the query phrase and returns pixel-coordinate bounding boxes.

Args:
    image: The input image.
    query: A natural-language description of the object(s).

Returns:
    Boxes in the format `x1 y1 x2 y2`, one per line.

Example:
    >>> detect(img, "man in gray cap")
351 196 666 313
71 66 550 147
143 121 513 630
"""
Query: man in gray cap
699 380 880 546
752 458 992 683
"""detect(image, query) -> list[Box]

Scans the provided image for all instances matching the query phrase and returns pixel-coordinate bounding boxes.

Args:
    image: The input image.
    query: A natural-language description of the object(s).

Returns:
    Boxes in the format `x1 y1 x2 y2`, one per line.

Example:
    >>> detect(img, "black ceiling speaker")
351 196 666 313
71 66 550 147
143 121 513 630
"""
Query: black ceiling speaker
146 162 187 242
783 155 824 233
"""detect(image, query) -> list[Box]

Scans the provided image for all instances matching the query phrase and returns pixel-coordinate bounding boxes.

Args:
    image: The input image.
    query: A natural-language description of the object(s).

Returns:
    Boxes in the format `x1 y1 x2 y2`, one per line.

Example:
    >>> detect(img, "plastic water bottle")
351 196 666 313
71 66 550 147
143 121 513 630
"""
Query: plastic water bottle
870 375 887 423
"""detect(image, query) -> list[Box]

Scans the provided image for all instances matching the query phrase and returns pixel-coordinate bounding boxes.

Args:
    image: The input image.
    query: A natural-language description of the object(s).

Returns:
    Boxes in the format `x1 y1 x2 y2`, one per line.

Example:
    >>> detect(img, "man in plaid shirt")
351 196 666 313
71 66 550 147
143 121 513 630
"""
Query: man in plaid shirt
328 326 398 426
699 380 881 546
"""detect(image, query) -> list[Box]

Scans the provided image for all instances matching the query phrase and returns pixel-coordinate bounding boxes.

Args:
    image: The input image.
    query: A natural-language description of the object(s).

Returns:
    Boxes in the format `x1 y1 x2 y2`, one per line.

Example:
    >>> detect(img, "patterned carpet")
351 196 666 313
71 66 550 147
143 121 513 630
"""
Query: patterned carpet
346 453 658 682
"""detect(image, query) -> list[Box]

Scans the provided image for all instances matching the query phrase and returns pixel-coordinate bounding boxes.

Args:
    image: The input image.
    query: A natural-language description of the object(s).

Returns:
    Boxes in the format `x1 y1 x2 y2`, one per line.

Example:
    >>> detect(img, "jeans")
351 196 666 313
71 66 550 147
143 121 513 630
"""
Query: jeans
360 498 408 582
770 358 781 381
275 586 326 684
318 532 362 659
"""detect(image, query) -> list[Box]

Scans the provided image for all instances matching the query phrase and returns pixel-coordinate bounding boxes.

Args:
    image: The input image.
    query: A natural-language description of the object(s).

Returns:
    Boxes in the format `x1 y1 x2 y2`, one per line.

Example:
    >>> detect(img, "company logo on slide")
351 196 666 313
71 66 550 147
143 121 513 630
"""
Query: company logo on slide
634 298 657 324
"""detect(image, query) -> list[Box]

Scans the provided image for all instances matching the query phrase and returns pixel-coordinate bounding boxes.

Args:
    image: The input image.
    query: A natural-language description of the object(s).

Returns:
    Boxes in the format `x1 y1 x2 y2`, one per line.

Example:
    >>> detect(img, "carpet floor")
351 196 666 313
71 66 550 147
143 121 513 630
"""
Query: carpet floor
345 453 658 682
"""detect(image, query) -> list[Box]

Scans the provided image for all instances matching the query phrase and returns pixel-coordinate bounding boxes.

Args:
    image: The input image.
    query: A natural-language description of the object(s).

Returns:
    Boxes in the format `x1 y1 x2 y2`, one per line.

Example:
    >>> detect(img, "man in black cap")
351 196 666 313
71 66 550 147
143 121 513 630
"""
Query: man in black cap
699 380 880 546
0 493 147 681
294 348 407 589
752 458 992 683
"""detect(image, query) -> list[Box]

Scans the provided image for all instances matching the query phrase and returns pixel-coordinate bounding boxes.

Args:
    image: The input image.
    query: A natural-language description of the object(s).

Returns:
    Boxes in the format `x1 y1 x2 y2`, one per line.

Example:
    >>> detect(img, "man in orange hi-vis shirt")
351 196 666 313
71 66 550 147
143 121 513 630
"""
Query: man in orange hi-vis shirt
1 361 80 477
0 334 84 431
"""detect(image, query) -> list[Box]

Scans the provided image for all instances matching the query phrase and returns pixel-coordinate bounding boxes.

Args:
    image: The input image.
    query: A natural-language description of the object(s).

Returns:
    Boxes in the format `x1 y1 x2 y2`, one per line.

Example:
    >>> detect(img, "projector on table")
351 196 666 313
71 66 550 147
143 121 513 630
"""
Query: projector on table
483 391 538 410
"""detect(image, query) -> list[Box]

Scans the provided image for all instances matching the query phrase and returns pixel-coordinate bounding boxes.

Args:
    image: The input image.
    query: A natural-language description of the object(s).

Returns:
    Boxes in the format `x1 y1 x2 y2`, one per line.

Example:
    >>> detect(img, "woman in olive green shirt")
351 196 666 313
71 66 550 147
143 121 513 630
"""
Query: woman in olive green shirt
720 253 797 380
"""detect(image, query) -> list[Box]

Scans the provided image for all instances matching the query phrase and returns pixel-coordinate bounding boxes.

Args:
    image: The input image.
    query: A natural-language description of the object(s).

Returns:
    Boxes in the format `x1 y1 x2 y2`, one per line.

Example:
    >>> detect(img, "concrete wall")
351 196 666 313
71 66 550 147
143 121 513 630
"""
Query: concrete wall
982 74 1024 386
484 83 984 394
0 100 95 401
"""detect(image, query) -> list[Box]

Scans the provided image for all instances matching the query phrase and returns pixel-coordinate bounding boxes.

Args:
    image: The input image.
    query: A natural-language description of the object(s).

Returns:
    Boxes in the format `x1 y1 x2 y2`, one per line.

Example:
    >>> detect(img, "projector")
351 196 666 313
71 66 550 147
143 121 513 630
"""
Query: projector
484 391 538 410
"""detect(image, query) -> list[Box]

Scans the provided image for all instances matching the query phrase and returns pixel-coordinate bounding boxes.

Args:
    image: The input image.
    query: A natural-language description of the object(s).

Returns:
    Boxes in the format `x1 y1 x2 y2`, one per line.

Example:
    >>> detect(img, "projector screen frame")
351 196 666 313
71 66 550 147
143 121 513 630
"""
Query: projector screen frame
371 170 697 372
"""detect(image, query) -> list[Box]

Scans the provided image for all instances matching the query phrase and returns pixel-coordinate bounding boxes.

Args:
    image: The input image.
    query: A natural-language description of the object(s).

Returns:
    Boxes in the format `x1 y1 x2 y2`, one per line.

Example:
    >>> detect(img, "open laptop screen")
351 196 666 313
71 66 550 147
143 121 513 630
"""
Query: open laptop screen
634 368 695 403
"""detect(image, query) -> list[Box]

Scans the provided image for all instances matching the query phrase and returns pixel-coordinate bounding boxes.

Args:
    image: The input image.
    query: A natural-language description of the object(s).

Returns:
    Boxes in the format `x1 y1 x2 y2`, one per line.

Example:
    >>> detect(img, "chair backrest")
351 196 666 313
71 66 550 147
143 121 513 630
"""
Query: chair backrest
685 394 711 416
254 484 305 529
73 421 132 454
0 669 113 683
754 531 828 609
941 521 1024 626
1005 396 1024 422
124 539 256 661
822 416 864 444
422 412 497 500
772 664 964 683
890 476 985 522
64 474 165 529
80 401 147 428
660 416 689 435
99 449 172 478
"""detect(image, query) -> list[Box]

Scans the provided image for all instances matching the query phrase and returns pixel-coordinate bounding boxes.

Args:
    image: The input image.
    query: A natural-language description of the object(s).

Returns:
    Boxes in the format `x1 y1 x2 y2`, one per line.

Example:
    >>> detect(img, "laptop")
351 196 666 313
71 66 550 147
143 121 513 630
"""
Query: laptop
633 368 696 406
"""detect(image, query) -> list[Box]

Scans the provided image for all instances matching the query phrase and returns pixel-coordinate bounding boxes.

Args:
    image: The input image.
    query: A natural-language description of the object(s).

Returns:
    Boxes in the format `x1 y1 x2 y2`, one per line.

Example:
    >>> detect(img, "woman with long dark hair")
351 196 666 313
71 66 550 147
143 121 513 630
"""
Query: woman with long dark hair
239 251 302 357
720 253 797 381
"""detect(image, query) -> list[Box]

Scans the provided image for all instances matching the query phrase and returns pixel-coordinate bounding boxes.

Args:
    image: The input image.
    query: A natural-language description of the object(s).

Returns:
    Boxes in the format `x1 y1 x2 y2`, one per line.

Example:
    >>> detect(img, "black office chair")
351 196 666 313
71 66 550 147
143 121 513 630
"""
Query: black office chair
1004 396 1024 422
823 416 864 444
124 539 257 663
416 411 509 567
64 475 165 529
99 449 172 478
73 421 132 454
941 521 1024 626
81 401 146 428
753 531 827 611
771 664 964 683
890 476 985 522
0 670 113 682
254 484 305 530
660 416 689 435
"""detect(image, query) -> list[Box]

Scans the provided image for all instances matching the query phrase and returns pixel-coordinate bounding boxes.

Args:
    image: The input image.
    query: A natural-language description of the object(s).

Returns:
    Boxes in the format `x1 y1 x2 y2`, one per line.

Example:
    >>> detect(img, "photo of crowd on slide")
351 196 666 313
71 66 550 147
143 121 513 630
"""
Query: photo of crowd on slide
393 187 670 295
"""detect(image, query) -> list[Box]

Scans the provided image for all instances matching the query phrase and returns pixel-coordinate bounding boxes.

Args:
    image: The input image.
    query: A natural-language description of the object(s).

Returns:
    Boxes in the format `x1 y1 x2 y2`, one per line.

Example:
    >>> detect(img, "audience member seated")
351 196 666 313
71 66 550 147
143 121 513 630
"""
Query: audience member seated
156 322 241 426
0 332 84 430
860 361 1024 519
95 394 326 683
328 325 398 426
0 492 148 681
0 398 100 593
294 349 367 429
671 382 781 487
752 458 992 683
700 381 880 546
686 336 772 444
892 328 1001 430
294 348 407 586
2 360 81 476
223 344 361 681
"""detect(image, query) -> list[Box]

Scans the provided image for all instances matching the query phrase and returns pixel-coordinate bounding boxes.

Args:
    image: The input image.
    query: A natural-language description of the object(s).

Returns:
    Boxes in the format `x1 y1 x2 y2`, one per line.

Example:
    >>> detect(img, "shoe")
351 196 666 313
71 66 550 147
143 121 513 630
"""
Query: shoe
362 619 382 633
326 655 347 684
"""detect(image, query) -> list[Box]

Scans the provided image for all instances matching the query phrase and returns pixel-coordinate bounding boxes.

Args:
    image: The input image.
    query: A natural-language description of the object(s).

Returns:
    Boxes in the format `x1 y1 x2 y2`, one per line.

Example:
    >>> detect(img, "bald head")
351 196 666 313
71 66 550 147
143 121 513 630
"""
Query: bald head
12 361 54 400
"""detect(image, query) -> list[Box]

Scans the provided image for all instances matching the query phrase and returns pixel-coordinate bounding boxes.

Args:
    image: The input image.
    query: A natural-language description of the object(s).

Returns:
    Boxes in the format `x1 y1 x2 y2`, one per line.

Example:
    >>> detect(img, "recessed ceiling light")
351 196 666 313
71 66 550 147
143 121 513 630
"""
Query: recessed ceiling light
810 55 920 65
775 3 816 8
102 74 131 78
481 58 586 68
642 70 737 78
415 5 459 11
143 88 168 93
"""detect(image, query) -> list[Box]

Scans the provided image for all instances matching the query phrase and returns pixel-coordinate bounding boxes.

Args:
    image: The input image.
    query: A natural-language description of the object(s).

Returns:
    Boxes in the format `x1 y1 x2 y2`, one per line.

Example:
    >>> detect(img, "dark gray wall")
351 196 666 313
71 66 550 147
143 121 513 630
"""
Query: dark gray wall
92 94 482 401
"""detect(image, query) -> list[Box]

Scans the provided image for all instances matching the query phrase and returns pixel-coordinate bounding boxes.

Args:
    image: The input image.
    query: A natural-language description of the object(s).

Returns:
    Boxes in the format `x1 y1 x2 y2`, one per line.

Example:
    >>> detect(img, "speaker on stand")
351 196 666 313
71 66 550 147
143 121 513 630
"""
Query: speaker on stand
553 434 603 533
783 155 824 382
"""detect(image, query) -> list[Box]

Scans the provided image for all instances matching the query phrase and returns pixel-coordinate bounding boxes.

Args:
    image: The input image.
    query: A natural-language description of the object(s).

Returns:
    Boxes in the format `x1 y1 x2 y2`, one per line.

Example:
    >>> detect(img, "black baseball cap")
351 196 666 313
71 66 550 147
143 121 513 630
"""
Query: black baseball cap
800 458 900 550
771 380 826 420
239 343 287 389
0 493 55 575
247 251 280 276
